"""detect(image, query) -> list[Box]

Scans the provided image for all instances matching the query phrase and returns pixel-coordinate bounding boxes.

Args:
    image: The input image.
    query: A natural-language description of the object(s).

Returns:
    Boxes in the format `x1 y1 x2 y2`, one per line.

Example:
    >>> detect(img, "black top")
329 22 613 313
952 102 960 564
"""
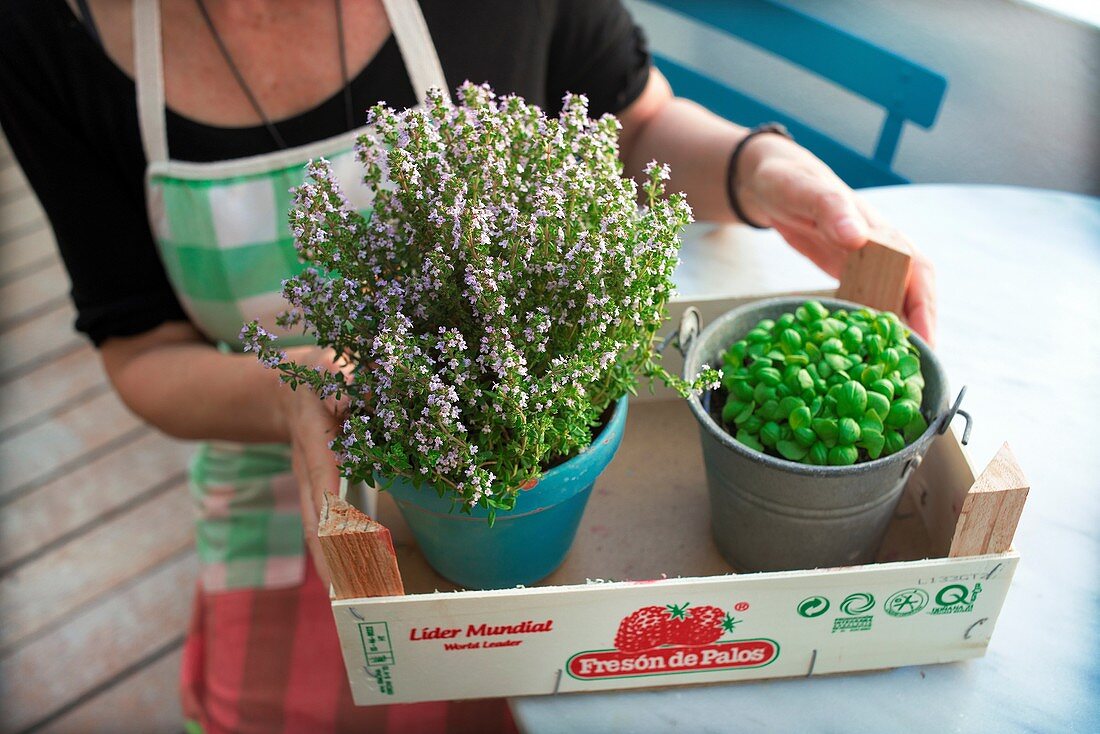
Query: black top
0 0 651 345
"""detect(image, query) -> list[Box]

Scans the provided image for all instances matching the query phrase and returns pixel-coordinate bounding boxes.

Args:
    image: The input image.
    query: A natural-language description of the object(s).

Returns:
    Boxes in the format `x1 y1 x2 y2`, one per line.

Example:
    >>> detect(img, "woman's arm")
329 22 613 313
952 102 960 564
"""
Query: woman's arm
617 69 936 342
100 324 346 583
100 322 289 442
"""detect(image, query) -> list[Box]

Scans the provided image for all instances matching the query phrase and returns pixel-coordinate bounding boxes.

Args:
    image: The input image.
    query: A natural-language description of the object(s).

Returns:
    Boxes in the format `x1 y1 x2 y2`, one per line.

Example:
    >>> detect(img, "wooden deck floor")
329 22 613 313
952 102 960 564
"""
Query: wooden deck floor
0 135 195 732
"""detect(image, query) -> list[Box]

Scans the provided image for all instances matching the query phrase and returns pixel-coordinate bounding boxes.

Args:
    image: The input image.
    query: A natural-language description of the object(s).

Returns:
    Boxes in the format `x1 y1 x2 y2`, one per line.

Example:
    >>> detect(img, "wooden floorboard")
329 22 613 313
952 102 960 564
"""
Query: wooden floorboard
0 224 55 282
0 163 30 202
0 133 202 733
0 192 45 240
0 345 106 436
0 389 145 500
0 430 193 572
0 482 194 654
0 258 70 329
0 552 196 733
36 647 186 734
0 303 84 381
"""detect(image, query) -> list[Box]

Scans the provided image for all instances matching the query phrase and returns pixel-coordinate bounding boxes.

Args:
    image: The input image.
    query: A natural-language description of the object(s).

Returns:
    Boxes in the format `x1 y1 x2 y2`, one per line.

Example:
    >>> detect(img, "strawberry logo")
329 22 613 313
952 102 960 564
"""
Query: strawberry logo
666 604 726 647
614 603 740 652
613 606 672 653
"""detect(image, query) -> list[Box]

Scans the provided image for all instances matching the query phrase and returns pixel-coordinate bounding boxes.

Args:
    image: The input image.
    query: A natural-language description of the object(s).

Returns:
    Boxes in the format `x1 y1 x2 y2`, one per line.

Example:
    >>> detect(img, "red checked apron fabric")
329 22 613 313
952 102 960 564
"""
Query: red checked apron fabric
132 0 515 730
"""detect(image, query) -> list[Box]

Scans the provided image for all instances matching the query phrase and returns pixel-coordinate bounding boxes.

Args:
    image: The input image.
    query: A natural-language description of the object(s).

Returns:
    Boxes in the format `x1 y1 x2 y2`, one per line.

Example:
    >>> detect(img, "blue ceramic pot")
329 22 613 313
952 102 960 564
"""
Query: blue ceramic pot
383 397 628 589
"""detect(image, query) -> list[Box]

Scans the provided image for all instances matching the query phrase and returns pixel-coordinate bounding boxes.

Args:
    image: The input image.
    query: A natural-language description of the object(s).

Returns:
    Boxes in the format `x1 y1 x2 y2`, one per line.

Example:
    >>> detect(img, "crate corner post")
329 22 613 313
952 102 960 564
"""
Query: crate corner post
949 443 1029 557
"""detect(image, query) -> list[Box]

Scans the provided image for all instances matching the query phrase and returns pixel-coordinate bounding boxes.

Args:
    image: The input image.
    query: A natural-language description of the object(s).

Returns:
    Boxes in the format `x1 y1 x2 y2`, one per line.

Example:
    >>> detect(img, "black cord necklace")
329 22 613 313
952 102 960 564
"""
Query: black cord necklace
193 0 353 149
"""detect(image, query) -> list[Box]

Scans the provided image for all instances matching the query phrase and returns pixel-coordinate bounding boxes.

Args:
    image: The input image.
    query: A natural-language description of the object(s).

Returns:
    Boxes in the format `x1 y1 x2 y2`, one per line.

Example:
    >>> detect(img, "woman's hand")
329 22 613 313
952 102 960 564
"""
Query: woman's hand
618 68 936 344
271 346 354 588
101 324 355 586
735 134 936 343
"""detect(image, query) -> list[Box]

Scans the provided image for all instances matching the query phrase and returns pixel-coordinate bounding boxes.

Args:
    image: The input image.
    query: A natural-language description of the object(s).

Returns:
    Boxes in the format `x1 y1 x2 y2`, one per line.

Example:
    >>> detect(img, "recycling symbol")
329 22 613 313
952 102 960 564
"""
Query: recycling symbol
796 595 830 618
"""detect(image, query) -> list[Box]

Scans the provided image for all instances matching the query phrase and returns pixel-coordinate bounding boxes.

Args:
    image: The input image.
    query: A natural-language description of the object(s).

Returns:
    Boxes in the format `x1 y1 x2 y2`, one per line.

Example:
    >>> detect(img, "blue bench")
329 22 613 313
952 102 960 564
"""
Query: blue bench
645 0 948 188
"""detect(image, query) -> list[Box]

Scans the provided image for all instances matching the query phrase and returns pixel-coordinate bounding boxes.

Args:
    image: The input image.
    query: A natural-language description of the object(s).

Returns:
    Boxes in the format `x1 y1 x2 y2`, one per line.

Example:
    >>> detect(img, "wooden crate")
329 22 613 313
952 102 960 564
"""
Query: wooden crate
326 287 1028 705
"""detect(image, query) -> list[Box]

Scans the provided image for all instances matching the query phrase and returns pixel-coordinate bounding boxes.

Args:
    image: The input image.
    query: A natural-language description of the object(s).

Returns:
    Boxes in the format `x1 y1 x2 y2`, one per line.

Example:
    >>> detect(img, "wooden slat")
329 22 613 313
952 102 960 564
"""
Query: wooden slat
0 552 196 733
0 389 144 500
37 647 185 734
0 345 106 435
0 193 45 240
0 223 55 282
836 235 912 315
0 482 194 653
0 430 193 570
320 491 405 599
0 258 69 327
949 442 1029 557
0 303 83 380
37 648 185 734
903 426 977 557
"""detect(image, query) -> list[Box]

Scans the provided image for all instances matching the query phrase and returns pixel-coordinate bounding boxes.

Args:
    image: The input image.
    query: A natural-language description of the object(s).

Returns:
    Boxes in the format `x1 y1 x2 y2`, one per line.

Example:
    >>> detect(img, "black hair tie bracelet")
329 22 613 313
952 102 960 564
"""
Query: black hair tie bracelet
726 122 794 229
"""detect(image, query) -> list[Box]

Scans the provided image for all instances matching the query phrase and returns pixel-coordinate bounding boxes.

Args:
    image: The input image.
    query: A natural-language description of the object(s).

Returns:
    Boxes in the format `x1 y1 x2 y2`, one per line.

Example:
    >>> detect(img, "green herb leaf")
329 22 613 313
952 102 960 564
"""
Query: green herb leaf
838 417 861 445
836 380 868 419
777 439 809 461
737 429 765 452
828 445 859 466
760 421 782 447
865 391 890 422
885 399 919 429
789 406 812 431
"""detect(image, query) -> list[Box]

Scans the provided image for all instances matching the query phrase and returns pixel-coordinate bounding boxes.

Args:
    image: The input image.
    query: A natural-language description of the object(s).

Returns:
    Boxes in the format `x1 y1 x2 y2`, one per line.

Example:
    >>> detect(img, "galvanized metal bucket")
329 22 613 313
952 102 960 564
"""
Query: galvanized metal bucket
677 297 971 572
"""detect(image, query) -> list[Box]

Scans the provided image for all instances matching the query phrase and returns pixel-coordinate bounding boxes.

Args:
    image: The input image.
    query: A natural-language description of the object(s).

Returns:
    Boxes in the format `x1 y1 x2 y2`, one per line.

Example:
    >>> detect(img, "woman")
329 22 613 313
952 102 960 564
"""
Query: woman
0 0 935 731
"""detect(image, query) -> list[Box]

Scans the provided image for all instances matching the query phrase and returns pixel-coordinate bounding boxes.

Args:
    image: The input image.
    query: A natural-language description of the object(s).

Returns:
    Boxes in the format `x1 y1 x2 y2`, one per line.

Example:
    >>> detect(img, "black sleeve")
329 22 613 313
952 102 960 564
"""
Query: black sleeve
0 1 189 346
546 0 652 117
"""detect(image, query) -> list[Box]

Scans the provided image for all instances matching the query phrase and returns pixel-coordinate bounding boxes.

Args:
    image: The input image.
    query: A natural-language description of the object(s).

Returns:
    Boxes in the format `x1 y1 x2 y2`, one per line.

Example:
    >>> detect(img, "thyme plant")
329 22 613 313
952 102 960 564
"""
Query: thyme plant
243 84 717 515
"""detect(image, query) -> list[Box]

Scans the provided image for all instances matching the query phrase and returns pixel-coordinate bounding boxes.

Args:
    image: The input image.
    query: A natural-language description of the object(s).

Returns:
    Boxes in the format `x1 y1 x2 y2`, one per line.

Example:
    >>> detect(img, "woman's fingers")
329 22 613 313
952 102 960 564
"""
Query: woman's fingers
851 198 937 344
276 346 352 589
773 219 849 278
754 148 938 345
292 395 344 589
760 155 868 252
297 397 344 514
809 188 868 248
290 438 333 588
904 253 937 345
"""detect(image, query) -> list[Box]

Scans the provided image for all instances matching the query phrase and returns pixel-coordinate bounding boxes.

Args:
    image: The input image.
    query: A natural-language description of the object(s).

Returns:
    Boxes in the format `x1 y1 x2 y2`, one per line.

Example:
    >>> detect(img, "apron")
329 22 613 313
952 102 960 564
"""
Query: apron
133 0 449 593
132 5 519 730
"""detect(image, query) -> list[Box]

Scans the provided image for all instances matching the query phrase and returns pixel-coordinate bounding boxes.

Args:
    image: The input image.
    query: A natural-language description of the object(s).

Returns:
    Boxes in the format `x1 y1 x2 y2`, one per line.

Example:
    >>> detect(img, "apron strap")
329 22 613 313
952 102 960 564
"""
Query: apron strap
380 0 452 105
132 0 169 166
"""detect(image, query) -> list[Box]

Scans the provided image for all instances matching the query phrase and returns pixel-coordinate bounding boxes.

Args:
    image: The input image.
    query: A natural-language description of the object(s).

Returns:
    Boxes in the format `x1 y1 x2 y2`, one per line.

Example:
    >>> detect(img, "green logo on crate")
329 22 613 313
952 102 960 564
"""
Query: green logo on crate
831 592 875 633
358 622 396 695
885 588 929 617
796 596 830 618
930 584 982 615
832 616 873 633
839 592 875 615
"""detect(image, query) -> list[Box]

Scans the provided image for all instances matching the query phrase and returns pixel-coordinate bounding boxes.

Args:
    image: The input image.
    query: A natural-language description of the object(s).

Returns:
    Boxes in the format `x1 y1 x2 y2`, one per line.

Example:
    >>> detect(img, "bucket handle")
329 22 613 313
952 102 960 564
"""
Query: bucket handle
657 306 702 358
937 385 973 446
903 386 971 481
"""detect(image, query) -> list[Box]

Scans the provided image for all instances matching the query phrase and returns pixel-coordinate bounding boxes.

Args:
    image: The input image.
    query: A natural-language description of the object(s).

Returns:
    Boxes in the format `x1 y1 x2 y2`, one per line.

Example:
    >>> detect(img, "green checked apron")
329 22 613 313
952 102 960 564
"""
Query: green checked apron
133 0 450 592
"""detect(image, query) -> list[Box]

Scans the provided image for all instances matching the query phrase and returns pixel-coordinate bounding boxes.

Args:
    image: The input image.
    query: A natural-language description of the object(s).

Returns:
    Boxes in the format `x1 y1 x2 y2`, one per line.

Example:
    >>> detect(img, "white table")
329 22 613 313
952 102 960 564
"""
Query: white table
510 185 1100 733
